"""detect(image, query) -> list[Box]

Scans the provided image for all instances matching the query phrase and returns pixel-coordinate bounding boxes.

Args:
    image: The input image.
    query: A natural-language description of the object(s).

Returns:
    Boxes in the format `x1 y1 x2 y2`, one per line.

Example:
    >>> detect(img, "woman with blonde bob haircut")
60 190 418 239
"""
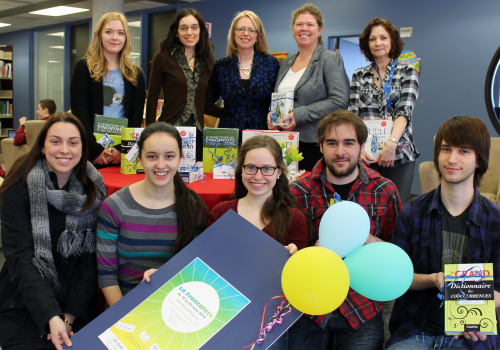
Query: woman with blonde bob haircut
71 12 146 167
211 10 280 137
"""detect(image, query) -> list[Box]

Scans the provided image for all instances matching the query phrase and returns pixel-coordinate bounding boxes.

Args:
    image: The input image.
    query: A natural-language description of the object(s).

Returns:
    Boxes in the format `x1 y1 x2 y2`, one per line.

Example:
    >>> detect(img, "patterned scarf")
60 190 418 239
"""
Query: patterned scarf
27 159 106 288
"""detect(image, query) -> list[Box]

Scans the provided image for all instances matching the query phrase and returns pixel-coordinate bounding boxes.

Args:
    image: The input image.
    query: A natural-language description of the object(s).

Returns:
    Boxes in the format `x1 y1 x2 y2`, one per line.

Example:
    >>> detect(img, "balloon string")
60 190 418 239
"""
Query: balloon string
243 295 292 349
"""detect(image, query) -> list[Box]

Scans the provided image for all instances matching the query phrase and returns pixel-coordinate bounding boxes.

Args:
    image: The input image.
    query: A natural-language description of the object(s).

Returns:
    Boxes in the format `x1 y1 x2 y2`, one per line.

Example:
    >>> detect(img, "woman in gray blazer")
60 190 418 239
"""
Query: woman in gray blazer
268 3 349 171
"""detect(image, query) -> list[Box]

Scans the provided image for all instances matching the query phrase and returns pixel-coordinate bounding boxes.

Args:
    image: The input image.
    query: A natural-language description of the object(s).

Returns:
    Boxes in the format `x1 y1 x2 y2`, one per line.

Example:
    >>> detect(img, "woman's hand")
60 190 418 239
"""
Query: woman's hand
143 269 158 283
267 112 280 130
280 112 297 131
284 243 298 255
104 147 121 164
48 316 73 350
93 150 109 165
360 149 376 166
377 140 397 167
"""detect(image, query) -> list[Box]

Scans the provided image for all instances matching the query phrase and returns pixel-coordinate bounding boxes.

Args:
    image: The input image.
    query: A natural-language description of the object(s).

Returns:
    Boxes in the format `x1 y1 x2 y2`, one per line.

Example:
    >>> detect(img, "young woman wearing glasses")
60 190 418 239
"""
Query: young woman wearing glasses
206 135 312 252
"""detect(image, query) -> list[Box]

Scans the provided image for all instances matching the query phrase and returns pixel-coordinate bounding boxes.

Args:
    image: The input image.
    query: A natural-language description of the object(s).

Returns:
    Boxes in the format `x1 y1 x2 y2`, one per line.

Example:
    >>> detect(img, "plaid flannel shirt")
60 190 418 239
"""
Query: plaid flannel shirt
388 186 500 350
290 159 401 328
348 61 419 165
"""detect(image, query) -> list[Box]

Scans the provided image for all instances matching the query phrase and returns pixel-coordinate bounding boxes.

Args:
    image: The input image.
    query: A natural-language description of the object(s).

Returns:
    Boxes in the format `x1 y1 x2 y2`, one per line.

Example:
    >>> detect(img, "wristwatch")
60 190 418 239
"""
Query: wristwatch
389 137 398 144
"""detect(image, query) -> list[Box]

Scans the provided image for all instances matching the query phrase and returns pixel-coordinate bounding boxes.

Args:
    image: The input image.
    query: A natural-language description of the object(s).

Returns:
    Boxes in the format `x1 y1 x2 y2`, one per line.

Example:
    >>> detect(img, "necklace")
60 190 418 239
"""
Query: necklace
238 60 253 75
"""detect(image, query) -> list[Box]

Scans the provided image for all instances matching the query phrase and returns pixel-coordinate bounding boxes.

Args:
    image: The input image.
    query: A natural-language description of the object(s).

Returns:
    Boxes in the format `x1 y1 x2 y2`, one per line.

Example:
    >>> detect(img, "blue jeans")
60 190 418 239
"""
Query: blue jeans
288 311 384 350
387 332 473 350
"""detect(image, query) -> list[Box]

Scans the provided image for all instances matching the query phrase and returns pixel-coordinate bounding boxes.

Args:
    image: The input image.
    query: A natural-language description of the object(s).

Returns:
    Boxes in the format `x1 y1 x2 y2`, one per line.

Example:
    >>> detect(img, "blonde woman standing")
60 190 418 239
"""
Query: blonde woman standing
71 12 146 167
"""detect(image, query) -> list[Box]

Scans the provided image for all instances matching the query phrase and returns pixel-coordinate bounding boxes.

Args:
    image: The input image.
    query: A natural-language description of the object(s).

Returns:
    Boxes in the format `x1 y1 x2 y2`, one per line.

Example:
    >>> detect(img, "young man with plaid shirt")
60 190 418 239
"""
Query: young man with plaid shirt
387 116 500 350
288 110 401 349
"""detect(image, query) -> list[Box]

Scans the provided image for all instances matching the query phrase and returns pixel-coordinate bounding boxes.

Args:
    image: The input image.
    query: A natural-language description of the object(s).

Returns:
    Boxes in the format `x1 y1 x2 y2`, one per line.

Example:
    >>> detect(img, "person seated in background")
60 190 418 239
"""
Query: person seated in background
387 116 500 350
287 110 401 349
14 99 56 146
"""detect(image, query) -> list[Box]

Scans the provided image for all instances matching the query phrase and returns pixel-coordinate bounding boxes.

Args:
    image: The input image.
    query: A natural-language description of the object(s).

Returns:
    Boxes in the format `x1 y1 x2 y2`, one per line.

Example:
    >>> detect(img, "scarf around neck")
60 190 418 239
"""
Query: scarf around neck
27 159 106 288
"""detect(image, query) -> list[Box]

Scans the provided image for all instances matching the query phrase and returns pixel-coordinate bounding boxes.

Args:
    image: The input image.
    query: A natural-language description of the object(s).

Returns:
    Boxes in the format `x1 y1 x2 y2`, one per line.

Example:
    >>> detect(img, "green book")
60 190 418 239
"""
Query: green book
444 263 497 335
94 115 128 150
203 128 238 179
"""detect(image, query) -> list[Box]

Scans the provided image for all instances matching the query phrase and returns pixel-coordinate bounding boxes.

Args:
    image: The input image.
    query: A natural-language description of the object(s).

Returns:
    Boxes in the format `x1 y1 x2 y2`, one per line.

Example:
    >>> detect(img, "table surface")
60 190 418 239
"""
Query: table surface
98 167 235 211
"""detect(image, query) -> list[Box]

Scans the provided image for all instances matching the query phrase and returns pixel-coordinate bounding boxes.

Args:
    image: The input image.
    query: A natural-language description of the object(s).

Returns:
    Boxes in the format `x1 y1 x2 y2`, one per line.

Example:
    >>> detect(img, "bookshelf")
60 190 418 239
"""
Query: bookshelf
0 45 13 163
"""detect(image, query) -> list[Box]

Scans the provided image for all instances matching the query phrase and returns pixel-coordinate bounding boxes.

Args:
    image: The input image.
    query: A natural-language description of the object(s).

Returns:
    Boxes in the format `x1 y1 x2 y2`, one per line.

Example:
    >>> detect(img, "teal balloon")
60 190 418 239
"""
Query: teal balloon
319 201 370 258
344 242 414 302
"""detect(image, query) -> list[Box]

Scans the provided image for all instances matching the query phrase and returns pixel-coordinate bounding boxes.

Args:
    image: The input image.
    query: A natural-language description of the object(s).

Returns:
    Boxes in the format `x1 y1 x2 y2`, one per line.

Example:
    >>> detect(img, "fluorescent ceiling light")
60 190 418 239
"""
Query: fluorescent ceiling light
30 6 89 17
129 21 141 28
48 60 60 63
0 23 11 28
47 32 64 37
49 46 64 49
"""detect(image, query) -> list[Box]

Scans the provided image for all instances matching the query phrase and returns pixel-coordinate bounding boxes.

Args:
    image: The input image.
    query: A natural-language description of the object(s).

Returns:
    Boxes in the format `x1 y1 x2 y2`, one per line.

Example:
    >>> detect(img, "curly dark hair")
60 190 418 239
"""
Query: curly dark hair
155 8 215 69
359 17 404 62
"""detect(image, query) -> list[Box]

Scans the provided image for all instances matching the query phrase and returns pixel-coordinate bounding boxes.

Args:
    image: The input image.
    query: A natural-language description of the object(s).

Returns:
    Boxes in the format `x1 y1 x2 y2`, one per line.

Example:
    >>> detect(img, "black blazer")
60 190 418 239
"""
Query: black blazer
70 59 146 161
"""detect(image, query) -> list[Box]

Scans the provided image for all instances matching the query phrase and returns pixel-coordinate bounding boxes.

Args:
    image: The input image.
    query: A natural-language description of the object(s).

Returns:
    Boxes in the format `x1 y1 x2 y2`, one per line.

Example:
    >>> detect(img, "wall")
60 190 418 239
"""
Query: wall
2 0 500 194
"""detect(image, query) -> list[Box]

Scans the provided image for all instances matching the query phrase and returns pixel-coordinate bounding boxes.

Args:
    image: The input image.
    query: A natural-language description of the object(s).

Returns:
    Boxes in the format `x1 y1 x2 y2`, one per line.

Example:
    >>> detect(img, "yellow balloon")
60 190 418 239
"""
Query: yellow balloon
281 247 349 315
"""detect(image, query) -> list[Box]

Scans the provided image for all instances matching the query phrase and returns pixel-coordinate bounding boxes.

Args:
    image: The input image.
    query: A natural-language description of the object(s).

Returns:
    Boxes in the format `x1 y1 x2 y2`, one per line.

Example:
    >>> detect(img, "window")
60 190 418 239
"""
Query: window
128 14 141 67
34 28 64 114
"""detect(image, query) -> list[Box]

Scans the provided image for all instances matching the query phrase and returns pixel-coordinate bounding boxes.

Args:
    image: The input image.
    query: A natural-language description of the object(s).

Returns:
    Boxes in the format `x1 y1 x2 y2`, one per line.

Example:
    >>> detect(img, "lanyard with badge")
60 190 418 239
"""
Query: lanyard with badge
373 59 396 118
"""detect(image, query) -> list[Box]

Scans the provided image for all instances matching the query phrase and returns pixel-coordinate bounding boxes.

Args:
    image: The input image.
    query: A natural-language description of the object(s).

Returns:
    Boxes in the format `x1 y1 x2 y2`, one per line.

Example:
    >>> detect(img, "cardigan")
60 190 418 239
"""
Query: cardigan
70 59 146 161
211 51 280 132
206 199 309 250
0 178 98 348
274 44 349 143
145 50 221 127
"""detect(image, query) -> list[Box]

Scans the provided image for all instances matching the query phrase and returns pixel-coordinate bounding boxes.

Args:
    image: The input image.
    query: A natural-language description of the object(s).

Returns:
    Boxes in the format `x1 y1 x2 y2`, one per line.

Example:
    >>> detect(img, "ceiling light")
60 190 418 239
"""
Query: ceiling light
30 6 89 17
50 46 64 49
129 21 141 28
47 32 64 37
0 23 11 28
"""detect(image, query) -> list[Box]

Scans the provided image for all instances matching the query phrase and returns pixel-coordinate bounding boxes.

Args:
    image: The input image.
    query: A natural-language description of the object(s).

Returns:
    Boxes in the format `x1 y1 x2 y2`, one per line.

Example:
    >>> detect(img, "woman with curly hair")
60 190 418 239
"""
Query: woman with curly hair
348 17 419 204
71 12 146 167
145 8 221 161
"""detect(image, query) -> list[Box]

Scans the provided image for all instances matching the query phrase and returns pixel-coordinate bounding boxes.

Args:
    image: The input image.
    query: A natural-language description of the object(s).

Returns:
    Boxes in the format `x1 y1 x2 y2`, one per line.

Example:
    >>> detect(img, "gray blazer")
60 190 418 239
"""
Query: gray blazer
274 44 349 143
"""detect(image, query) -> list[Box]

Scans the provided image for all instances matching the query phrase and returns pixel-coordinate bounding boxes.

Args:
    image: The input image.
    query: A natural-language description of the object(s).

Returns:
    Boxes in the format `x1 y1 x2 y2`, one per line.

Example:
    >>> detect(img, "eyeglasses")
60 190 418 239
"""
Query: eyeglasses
235 27 258 35
179 24 200 32
242 165 279 176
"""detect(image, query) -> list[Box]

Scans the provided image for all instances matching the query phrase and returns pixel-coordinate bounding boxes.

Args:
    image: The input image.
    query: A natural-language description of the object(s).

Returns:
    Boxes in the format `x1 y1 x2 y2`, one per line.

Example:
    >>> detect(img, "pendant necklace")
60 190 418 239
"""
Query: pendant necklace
238 60 253 75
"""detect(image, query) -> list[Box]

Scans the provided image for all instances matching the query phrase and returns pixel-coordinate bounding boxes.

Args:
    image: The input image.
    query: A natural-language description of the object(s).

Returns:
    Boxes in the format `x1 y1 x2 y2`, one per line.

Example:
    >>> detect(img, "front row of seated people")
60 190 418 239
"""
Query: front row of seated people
0 110 498 350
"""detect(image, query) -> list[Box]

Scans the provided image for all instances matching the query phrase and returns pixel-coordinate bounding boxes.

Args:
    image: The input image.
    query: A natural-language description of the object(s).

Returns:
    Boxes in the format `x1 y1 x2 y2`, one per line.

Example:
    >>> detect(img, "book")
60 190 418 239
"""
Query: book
203 128 238 179
242 130 300 173
444 263 497 335
270 92 293 127
175 126 197 170
363 119 394 159
120 128 144 174
94 115 128 152
66 210 303 349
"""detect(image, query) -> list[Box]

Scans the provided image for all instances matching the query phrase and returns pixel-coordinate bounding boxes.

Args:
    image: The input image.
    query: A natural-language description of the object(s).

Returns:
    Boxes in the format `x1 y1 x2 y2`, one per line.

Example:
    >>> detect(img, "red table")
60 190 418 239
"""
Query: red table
98 167 234 211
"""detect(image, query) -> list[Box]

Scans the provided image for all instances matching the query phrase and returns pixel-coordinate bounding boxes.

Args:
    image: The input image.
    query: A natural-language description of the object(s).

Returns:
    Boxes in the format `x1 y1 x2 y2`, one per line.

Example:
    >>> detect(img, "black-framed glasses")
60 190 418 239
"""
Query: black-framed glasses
235 27 258 35
242 165 279 176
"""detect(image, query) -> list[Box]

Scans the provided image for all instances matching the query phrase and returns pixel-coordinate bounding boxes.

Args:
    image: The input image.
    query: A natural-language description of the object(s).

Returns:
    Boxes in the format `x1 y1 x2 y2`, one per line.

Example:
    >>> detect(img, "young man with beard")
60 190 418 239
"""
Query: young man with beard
288 110 401 349
387 116 500 350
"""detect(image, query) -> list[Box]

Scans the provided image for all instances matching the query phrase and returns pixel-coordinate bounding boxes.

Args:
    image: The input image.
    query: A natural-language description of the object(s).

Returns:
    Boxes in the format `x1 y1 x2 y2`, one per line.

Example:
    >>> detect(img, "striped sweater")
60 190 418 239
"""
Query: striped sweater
97 186 178 295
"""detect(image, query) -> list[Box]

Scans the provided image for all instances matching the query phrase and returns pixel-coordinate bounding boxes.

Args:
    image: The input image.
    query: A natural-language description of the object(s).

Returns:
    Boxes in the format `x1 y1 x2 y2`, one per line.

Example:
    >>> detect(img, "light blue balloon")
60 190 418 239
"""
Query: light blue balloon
344 242 414 302
319 201 370 258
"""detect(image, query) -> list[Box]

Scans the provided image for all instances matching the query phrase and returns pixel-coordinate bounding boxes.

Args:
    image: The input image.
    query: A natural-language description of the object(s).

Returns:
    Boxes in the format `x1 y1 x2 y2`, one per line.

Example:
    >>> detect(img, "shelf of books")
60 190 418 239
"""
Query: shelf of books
0 45 13 161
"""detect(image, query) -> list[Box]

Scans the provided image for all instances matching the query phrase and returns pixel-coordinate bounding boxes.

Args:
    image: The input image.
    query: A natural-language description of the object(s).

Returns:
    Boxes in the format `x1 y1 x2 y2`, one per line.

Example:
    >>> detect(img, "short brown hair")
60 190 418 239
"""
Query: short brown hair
434 116 490 187
226 11 269 57
317 110 368 145
291 3 324 45
39 99 56 115
359 17 404 62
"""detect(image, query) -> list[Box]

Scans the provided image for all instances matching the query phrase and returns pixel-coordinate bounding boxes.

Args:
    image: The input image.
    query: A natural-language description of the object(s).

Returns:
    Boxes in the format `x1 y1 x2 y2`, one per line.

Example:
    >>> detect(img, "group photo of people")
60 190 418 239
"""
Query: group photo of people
0 1 499 349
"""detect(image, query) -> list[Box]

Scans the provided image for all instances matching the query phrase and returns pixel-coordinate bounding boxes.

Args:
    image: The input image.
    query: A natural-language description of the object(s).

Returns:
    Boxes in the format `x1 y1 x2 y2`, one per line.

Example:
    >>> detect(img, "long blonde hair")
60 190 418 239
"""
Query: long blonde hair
83 12 139 86
226 10 270 57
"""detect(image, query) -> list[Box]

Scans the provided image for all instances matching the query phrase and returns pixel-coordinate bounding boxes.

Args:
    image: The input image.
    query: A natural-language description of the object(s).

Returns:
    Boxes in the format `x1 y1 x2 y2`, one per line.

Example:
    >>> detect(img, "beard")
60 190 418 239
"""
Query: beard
325 156 359 178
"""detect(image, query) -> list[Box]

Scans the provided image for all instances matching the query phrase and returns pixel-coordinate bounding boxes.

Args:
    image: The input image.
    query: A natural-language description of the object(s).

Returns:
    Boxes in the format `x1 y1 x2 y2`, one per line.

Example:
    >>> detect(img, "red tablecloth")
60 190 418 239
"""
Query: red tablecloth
98 167 234 211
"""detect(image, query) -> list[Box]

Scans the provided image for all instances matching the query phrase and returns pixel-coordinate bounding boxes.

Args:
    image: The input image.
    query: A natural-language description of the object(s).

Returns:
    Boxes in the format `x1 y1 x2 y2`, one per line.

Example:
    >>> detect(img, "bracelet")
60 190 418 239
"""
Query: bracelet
64 319 73 327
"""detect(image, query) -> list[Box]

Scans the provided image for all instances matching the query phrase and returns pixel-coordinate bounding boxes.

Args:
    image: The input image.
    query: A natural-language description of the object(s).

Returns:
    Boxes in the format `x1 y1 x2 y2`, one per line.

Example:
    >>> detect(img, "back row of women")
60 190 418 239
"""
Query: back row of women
70 2 419 204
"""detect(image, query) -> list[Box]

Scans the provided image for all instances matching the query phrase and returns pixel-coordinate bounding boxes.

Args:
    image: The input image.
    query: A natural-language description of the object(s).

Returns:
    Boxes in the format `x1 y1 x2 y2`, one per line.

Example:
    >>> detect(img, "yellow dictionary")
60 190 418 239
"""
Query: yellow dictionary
444 263 497 335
